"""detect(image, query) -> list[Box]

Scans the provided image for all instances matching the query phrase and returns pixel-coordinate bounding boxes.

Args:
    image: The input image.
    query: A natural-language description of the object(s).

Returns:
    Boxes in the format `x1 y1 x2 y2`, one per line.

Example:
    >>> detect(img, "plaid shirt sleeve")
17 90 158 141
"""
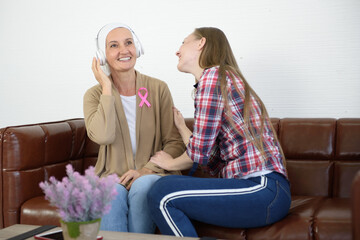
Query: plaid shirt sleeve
186 68 224 168
205 144 226 176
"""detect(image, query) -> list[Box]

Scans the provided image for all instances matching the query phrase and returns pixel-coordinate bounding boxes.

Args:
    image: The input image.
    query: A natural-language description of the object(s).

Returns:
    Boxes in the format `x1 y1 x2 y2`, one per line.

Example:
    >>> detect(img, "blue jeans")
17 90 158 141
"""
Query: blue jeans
148 172 291 237
100 174 161 233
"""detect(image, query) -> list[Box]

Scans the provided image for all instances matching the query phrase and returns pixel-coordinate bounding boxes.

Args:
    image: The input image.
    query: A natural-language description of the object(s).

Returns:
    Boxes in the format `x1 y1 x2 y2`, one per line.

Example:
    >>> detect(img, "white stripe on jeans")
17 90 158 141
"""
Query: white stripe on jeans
159 176 268 237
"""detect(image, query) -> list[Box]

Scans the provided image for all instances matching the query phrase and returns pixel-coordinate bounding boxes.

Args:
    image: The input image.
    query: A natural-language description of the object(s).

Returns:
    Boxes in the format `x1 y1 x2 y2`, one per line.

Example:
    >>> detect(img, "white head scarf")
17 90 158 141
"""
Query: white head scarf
95 22 144 75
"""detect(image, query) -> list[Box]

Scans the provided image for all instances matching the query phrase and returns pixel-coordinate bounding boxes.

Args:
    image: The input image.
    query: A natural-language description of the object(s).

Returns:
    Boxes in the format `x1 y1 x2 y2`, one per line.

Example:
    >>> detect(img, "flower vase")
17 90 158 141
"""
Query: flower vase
60 218 101 240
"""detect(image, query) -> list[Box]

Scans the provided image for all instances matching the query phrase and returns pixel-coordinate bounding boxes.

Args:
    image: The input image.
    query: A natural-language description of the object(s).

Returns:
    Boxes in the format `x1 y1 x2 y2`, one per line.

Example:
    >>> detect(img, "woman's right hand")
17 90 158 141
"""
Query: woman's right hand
173 107 186 130
150 151 175 171
173 107 193 146
91 57 112 95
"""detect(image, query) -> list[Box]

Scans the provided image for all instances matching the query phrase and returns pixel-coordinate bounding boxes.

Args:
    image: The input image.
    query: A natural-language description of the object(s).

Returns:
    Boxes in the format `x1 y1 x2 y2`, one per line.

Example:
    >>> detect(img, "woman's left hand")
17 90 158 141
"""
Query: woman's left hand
150 151 174 171
119 168 154 190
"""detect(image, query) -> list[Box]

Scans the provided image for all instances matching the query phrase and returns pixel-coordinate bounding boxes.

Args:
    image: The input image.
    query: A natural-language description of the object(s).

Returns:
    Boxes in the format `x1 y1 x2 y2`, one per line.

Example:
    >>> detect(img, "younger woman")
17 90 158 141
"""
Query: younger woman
148 27 290 237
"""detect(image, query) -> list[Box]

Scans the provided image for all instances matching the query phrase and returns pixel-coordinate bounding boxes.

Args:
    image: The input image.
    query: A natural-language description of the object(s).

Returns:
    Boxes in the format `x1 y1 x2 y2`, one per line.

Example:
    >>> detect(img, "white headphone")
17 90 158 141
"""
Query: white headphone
95 22 144 66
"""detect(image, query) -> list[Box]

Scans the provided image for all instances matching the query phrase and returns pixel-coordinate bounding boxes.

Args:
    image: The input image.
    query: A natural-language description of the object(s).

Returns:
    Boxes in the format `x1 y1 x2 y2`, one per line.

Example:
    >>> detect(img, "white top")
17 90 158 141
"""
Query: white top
120 94 137 160
241 169 273 179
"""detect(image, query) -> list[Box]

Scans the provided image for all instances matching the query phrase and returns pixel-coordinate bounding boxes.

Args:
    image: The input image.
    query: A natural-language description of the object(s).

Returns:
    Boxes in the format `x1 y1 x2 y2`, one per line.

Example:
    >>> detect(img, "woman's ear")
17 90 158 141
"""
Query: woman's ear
198 37 206 50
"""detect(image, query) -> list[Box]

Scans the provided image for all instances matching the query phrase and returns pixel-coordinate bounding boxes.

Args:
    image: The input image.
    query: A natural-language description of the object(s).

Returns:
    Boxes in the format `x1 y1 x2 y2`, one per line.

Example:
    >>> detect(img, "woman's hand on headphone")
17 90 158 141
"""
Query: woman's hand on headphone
92 57 112 95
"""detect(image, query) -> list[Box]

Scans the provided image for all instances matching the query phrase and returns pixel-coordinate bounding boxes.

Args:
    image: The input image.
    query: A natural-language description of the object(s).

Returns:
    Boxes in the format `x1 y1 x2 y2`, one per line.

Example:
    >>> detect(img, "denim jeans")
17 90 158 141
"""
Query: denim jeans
148 172 291 237
100 174 161 233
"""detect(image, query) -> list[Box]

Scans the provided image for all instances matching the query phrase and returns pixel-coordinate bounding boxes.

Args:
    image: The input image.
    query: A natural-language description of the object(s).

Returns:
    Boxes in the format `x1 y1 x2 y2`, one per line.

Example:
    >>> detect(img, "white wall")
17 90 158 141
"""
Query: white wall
1 0 359 128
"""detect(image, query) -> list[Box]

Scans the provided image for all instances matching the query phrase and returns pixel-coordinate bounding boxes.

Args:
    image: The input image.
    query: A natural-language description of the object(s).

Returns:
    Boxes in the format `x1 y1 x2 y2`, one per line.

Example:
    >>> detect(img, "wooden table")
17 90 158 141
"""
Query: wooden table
0 224 199 240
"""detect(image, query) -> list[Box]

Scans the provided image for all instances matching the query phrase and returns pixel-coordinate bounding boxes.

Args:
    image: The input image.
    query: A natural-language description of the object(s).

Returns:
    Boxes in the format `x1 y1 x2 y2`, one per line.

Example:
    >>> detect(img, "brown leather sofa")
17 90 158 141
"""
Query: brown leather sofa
1 118 359 240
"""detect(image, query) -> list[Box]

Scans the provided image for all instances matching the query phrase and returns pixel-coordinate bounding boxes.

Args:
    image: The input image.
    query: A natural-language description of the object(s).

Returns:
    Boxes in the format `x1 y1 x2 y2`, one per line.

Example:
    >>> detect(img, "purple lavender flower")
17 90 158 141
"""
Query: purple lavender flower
39 164 119 222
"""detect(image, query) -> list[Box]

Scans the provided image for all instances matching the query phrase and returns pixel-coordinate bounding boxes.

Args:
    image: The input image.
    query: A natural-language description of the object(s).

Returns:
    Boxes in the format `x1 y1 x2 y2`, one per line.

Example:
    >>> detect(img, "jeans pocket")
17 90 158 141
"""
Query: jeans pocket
279 180 291 202
266 180 291 225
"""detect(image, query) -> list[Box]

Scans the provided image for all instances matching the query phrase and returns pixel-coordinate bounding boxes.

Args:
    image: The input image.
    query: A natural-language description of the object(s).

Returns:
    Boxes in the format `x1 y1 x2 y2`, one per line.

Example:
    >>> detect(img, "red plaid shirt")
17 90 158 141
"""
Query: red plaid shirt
186 67 287 179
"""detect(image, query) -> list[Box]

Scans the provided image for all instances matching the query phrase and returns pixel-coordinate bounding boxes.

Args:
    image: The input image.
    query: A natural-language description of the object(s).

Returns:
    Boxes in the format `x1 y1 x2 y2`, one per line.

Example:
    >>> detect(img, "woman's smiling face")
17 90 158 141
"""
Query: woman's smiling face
105 27 137 72
175 33 202 74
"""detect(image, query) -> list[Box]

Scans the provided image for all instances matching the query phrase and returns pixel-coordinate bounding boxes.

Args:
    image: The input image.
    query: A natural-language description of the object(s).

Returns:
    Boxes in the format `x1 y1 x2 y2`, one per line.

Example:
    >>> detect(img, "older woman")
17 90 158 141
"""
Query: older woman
83 22 184 233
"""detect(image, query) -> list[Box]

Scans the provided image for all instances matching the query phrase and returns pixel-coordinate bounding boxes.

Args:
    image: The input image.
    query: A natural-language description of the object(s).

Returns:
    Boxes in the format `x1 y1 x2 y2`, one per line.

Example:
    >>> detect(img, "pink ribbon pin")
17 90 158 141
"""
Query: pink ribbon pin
138 87 151 107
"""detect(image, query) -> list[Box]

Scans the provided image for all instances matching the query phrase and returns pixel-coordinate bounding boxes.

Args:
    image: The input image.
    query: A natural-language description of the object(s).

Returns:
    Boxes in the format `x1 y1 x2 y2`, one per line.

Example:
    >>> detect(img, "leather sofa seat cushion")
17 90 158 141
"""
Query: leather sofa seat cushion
352 171 360 239
245 196 324 239
20 196 60 227
193 221 246 240
248 196 325 239
190 196 326 240
314 198 351 240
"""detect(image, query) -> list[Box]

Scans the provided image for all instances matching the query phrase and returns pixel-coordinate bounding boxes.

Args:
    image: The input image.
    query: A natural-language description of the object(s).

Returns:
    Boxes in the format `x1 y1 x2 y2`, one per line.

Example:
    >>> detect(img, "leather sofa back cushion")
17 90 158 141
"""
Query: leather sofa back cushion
287 160 333 196
336 119 360 160
333 161 360 198
279 119 336 160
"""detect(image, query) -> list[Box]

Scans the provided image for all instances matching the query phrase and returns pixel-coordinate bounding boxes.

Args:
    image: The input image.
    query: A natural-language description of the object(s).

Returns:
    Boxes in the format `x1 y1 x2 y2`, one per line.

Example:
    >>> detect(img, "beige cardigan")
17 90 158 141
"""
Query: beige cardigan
83 71 185 177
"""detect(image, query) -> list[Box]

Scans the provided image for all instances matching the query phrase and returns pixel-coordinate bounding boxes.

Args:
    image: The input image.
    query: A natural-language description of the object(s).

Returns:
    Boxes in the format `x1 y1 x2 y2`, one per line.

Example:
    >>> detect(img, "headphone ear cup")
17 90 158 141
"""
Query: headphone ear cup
136 45 140 57
95 49 106 66
134 41 139 57
135 40 143 57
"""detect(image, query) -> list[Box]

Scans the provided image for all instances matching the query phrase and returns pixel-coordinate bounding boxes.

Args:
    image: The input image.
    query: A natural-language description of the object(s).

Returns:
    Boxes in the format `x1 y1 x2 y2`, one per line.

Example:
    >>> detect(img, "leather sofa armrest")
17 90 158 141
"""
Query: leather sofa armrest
352 169 360 240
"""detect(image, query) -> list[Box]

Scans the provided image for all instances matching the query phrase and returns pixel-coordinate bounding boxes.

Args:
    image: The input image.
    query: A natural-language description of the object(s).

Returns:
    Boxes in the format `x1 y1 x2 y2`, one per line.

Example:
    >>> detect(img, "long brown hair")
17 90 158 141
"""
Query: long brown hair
193 27 285 165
